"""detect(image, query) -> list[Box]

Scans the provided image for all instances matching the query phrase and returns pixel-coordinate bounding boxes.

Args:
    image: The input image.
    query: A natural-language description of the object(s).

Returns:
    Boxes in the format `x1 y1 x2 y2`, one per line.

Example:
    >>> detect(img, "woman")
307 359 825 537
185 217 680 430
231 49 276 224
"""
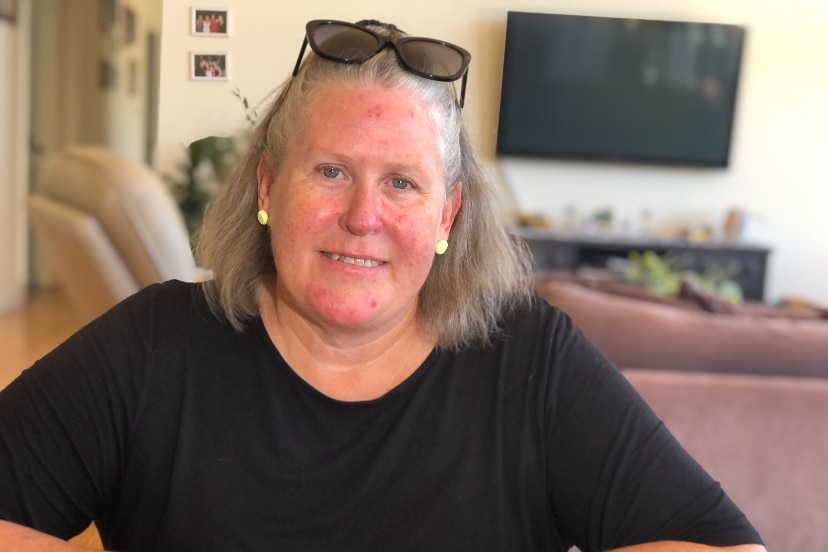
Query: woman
0 19 765 551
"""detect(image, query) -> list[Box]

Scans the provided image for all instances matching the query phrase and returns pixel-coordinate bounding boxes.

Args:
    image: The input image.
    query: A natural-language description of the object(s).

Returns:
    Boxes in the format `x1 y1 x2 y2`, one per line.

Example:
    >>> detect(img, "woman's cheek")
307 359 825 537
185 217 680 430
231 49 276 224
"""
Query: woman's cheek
390 214 429 253
291 197 336 232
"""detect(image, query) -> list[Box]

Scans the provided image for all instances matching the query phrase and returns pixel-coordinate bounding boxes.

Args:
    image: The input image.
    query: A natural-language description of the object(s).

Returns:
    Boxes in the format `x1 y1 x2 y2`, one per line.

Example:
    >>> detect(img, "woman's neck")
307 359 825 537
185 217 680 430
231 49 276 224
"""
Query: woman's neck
257 284 435 402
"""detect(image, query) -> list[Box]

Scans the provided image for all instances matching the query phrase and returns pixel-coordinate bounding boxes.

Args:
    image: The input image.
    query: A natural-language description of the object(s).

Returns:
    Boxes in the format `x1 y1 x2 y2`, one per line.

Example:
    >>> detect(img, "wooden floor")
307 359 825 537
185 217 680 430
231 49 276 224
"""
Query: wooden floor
0 287 82 390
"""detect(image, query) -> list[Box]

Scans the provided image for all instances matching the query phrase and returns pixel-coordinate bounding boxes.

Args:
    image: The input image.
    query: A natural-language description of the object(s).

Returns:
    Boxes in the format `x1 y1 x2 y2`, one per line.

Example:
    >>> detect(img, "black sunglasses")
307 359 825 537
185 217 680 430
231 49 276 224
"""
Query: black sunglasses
292 19 471 108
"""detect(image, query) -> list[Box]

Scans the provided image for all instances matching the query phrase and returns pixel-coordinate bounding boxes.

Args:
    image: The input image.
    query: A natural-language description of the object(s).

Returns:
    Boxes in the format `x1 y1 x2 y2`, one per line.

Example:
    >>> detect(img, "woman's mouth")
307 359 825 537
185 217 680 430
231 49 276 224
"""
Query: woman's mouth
323 252 385 268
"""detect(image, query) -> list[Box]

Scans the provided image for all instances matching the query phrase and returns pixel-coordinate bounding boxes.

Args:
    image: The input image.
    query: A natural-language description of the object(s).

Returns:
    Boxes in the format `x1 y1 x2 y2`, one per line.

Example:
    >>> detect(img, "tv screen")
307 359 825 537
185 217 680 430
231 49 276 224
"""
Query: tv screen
496 12 745 167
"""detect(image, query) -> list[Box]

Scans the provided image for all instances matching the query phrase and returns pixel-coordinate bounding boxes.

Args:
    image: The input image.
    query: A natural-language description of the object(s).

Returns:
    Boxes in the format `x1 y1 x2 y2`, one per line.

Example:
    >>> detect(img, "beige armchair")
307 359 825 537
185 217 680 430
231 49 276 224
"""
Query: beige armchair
28 145 209 325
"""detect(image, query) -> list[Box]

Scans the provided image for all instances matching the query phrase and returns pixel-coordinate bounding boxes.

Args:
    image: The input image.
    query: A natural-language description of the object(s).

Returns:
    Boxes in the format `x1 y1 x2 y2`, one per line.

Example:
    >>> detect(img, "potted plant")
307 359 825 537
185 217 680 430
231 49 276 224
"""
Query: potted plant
624 250 744 305
166 88 257 242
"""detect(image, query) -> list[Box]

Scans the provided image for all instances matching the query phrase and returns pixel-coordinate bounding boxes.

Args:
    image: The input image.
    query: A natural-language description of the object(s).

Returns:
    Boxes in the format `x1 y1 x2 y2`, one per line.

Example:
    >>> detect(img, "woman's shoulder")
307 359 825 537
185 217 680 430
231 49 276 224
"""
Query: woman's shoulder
499 295 577 342
81 280 235 351
126 279 205 306
438 296 591 374
458 294 616 386
117 279 213 321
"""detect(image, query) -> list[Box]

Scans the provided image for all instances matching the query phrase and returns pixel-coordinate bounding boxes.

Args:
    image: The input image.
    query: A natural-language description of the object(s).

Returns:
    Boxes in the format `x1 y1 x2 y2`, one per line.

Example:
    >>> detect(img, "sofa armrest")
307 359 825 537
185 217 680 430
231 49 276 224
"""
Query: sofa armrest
624 369 828 552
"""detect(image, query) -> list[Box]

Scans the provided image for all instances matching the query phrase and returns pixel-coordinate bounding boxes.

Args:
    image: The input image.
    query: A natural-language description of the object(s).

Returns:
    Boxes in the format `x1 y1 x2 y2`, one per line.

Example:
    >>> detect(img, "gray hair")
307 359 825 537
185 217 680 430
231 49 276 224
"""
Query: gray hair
195 22 533 349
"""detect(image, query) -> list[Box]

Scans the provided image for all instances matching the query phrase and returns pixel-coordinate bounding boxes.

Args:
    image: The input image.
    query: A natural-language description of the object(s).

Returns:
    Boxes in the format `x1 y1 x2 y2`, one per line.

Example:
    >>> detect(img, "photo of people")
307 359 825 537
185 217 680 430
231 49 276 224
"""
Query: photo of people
191 52 229 81
191 8 229 37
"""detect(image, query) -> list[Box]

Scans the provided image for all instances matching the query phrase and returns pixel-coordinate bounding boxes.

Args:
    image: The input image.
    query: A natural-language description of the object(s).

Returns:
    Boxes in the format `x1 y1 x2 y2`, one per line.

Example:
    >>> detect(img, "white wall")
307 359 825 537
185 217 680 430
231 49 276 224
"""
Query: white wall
157 0 828 306
0 1 31 314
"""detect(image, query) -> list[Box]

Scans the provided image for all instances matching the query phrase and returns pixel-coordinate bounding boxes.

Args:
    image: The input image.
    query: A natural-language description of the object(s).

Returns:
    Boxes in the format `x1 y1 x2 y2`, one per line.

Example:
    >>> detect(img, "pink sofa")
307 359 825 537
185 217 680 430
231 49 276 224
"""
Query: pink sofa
535 276 828 551
625 369 828 552
536 275 828 379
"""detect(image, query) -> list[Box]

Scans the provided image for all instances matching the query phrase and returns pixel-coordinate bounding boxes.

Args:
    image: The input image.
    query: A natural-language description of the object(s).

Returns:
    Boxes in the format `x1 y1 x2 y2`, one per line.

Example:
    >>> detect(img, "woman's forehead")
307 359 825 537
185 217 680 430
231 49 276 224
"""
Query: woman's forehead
300 85 436 141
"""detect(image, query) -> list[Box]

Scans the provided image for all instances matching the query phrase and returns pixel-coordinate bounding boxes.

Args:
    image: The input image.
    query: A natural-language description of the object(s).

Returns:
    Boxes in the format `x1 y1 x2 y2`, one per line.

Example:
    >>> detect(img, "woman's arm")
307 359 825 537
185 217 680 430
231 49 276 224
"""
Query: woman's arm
538 310 765 550
0 520 100 551
611 542 766 551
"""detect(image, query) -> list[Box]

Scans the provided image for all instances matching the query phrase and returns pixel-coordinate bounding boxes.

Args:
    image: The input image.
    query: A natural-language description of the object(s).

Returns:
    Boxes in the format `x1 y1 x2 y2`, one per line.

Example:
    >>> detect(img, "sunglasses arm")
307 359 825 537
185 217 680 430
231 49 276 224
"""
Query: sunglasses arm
458 71 468 109
292 37 309 77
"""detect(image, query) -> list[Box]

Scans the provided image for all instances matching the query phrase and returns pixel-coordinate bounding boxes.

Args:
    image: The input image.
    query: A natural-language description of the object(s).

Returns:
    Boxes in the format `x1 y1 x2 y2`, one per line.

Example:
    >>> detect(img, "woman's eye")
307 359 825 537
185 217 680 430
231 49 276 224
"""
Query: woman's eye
321 167 341 178
391 178 411 190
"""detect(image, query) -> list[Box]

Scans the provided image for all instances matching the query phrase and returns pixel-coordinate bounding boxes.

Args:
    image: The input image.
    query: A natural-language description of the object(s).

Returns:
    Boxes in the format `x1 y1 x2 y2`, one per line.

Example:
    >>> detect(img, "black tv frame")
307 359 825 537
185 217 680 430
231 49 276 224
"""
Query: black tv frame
496 12 746 168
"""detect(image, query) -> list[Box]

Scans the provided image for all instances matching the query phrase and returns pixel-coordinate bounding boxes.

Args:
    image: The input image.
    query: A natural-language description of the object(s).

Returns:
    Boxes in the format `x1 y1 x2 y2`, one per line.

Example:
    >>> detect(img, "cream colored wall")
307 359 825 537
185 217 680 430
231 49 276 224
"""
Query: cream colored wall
26 0 163 289
0 1 31 314
29 0 163 165
30 0 108 155
157 0 828 306
107 1 164 162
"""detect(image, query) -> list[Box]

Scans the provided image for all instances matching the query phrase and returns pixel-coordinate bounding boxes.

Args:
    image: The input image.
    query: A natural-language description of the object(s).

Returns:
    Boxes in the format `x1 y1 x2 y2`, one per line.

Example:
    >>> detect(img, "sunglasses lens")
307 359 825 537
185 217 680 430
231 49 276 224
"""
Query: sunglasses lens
398 40 467 79
312 23 380 63
300 20 469 106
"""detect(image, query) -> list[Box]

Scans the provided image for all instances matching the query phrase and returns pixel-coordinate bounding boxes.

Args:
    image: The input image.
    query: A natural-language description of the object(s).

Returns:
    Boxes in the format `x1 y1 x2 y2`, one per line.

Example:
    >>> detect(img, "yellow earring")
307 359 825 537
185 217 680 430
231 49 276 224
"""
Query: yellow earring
435 239 449 255
257 209 269 226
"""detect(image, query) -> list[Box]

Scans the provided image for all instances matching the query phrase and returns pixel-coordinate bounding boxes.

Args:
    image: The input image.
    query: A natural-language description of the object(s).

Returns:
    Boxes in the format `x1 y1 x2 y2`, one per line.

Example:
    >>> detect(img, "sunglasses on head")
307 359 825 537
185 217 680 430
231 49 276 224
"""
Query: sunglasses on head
292 19 471 108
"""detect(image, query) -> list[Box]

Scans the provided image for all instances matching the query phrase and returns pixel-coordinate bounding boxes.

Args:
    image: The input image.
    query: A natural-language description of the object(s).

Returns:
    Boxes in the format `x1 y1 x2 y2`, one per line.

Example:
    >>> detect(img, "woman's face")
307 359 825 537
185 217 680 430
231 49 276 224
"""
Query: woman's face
258 85 461 337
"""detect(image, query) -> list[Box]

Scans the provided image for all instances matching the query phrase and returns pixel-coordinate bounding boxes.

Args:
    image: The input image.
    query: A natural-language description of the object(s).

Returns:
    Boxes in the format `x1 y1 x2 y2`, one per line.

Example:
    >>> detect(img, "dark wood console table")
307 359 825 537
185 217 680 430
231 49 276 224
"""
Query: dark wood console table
515 228 771 301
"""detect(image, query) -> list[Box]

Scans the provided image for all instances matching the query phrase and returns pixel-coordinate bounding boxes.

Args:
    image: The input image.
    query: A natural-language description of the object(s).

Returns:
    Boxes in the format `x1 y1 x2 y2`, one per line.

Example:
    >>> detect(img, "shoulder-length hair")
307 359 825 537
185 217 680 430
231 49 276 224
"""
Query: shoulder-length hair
195 22 533 350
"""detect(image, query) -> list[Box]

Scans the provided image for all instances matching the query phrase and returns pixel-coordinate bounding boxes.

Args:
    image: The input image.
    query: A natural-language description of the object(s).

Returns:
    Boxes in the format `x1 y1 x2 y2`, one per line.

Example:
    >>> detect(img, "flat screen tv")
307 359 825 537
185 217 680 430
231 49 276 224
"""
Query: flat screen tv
496 12 746 167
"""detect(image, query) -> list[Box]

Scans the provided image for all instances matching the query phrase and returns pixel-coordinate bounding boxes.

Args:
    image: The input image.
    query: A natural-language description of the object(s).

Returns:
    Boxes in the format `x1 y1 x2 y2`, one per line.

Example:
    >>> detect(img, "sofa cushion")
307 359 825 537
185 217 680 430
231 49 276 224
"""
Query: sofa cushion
538 279 828 378
624 369 828 552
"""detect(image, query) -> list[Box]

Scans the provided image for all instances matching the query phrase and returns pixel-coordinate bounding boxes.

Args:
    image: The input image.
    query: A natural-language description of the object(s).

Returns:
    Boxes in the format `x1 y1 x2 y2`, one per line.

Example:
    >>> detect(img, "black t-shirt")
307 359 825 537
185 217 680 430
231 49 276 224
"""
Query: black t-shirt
0 281 762 551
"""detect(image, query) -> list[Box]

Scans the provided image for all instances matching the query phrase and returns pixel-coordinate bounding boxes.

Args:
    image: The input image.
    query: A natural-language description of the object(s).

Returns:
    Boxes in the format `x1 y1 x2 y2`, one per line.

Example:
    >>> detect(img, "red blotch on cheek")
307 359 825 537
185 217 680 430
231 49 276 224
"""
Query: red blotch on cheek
307 284 330 310
392 215 421 250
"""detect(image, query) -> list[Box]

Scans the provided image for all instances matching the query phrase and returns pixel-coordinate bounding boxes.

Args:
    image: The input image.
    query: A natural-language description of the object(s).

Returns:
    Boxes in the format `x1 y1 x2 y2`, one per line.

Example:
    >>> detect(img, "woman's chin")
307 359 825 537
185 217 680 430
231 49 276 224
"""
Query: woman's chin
307 291 417 336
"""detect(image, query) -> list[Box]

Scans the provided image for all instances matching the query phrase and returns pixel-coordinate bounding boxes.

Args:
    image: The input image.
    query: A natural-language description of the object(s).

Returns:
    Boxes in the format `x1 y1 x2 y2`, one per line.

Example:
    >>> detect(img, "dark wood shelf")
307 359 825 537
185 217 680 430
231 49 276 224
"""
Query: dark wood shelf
515 228 771 301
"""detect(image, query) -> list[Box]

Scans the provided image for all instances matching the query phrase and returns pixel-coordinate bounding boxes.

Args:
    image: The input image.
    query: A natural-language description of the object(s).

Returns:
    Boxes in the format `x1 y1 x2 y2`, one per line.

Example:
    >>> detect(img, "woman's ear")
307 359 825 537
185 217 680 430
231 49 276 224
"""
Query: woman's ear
440 182 463 237
256 156 273 211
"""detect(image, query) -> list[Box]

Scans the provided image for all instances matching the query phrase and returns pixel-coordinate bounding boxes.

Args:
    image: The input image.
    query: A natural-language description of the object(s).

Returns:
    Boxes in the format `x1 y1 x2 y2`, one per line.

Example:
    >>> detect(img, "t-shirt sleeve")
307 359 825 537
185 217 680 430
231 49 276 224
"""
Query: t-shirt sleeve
0 288 155 539
539 308 763 551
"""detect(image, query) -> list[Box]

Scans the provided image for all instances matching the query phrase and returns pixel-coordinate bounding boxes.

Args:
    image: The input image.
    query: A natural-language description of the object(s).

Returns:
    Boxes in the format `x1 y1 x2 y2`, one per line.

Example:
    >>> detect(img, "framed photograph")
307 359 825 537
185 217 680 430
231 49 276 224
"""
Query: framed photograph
124 6 136 44
191 7 229 37
191 51 229 81
0 0 17 23
128 59 138 95
99 0 118 31
100 59 118 90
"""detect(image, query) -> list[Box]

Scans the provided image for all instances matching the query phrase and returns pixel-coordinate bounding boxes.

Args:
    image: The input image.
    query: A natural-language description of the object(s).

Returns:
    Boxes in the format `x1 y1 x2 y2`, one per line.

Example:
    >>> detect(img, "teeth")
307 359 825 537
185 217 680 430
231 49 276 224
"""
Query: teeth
324 253 383 267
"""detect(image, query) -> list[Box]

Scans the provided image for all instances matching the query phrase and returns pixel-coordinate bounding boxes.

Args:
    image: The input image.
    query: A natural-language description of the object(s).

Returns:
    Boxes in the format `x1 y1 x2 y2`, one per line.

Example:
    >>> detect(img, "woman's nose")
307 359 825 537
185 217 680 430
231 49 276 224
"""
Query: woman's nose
339 183 383 235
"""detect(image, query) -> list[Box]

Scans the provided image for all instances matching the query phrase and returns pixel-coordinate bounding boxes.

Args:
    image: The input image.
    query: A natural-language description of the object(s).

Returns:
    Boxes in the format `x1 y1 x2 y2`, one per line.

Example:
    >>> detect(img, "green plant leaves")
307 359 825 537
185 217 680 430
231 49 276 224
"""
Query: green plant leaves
624 250 743 305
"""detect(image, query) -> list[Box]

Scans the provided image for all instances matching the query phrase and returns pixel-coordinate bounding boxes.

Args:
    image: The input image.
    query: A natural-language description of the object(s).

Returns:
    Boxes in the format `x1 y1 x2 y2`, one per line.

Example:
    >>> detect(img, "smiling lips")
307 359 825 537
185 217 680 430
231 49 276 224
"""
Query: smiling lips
323 252 385 268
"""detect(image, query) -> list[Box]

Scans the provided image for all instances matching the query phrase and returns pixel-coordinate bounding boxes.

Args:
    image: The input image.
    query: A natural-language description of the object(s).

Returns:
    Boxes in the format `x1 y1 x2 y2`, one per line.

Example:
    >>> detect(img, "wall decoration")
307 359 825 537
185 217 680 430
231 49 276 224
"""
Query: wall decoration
128 59 138 95
0 0 17 23
124 6 136 44
99 0 118 31
191 7 229 37
190 51 229 81
100 59 118 91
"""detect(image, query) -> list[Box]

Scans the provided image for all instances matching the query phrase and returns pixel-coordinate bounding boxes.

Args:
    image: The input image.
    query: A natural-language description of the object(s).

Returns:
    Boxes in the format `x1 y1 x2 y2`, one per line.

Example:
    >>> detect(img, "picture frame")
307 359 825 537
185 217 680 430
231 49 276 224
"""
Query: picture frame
99 0 118 31
124 6 136 44
128 59 138 95
0 0 17 23
191 7 229 37
100 59 118 91
190 51 229 81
